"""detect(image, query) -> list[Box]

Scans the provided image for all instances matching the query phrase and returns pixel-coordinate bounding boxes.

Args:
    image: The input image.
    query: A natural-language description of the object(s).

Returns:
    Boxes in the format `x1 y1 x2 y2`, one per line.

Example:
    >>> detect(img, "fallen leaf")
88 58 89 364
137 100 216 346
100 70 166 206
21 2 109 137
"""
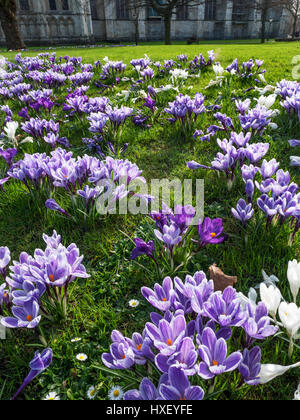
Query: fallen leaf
209 263 238 292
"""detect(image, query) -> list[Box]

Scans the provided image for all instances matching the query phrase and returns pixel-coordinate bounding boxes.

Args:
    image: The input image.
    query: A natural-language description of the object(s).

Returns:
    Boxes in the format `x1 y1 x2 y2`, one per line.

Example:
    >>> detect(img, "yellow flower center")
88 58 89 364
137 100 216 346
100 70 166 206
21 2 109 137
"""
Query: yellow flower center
211 232 216 238
113 390 120 397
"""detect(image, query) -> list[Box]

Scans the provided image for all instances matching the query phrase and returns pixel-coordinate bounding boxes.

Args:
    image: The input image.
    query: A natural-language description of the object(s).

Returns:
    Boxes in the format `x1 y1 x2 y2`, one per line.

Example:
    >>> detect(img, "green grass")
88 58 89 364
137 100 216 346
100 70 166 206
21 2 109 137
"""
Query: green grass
0 40 299 401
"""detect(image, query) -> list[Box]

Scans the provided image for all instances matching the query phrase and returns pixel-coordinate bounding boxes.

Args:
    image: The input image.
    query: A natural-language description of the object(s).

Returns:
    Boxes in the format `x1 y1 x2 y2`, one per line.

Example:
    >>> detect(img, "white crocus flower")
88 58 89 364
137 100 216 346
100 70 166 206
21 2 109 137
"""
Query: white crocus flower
256 94 277 109
279 301 300 357
260 283 281 319
279 302 300 338
170 69 189 85
0 56 6 69
213 64 225 77
290 156 300 167
294 383 300 400
3 121 19 147
259 361 300 384
287 260 300 303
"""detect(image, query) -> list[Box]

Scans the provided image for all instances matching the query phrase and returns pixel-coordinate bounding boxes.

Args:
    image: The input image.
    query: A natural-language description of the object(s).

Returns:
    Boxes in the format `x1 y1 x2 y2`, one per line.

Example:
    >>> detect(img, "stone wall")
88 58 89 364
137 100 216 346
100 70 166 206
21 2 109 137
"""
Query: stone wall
0 0 293 47
0 0 94 47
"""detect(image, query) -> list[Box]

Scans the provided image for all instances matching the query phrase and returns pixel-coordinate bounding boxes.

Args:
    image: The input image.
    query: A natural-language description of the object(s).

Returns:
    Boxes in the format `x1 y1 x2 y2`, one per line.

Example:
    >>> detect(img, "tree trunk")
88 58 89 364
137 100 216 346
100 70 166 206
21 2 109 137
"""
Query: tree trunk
292 15 298 40
134 14 139 45
0 0 26 50
260 10 267 44
164 14 172 45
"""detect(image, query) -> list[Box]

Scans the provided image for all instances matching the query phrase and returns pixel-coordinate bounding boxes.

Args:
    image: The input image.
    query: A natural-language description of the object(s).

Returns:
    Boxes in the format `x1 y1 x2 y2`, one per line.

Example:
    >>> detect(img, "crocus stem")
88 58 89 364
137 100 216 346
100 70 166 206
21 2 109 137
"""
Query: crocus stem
11 371 35 400
288 337 294 358
208 378 216 395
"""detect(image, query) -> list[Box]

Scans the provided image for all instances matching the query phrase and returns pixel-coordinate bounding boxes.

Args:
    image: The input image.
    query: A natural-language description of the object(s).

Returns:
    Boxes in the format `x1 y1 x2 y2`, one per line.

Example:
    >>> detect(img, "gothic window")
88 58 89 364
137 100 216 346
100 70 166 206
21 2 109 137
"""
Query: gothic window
205 0 216 21
90 0 98 19
148 0 164 18
19 0 29 10
232 0 250 21
49 0 57 11
116 0 129 20
176 1 188 20
62 0 69 10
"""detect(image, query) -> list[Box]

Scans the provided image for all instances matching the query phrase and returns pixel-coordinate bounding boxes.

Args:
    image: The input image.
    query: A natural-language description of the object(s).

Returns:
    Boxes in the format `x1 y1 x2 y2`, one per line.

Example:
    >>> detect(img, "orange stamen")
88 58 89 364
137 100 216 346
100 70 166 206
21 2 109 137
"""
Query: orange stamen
211 232 216 238
49 274 54 282
136 344 142 351
167 339 173 346
212 360 218 366
26 315 32 322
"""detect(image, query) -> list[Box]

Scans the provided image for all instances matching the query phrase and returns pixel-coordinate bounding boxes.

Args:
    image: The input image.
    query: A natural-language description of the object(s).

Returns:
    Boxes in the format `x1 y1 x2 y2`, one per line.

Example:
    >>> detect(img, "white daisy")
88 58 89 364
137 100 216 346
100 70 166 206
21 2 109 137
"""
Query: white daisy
108 386 124 400
71 337 82 343
76 353 88 362
87 386 97 400
44 392 60 401
129 299 139 308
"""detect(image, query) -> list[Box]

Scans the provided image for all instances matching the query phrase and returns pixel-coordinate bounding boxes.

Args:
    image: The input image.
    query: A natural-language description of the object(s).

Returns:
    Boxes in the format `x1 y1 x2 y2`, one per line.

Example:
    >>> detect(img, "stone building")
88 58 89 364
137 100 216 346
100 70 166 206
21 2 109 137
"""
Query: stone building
0 0 293 46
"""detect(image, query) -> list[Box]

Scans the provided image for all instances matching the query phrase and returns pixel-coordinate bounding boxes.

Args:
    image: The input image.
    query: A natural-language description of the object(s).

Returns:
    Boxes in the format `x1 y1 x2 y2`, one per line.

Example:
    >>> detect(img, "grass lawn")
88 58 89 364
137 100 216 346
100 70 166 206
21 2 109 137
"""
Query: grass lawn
0 40 299 401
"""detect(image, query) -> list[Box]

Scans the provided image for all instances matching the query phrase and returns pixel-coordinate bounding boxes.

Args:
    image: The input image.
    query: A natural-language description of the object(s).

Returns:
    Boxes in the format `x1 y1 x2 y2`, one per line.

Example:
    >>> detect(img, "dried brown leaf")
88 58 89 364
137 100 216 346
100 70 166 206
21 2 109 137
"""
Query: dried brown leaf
209 263 238 292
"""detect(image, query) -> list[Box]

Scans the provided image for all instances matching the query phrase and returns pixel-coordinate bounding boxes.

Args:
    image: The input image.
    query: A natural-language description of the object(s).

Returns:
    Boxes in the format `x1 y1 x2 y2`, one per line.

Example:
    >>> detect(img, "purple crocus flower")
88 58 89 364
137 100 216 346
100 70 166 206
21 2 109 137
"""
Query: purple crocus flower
257 194 278 220
11 348 53 400
289 139 300 147
203 287 247 327
0 282 11 311
259 159 280 180
245 179 255 202
124 378 160 400
197 217 225 247
0 246 10 278
144 95 156 111
1 297 41 329
169 205 196 234
145 313 186 356
245 143 270 163
231 199 254 225
45 199 71 218
241 164 259 181
130 238 155 261
154 223 182 250
159 366 204 400
130 333 155 364
197 327 242 380
242 302 279 346
239 346 261 385
102 338 136 370
142 277 176 312
155 337 198 376
0 148 17 166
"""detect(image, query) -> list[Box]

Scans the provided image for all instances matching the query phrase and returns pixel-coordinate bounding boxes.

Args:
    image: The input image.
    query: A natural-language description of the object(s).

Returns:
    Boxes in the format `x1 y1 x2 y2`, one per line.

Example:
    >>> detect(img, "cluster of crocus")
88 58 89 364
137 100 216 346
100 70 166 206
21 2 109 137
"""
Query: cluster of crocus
0 230 89 329
207 58 266 89
189 50 215 71
2 147 149 222
276 79 300 122
257 260 300 358
101 58 127 79
88 105 133 145
102 270 282 400
164 93 206 131
131 203 225 272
